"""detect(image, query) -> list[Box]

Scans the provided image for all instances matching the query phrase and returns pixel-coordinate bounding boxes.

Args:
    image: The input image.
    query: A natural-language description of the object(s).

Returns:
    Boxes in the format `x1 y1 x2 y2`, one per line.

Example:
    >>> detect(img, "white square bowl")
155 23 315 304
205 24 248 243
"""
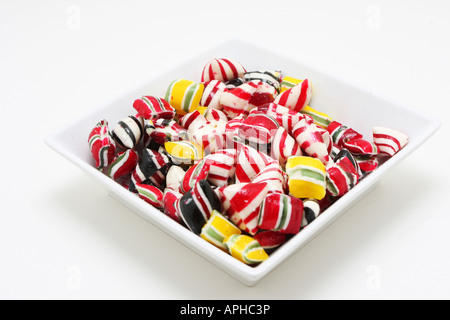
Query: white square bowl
45 39 440 286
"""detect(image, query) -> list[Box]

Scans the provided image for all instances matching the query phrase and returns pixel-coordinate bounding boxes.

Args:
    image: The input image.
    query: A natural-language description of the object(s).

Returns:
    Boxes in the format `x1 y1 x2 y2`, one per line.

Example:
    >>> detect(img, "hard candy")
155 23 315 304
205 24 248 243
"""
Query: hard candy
201 58 246 83
219 80 259 119
162 188 183 223
343 138 379 156
300 105 332 129
238 113 279 145
252 162 286 194
325 162 356 197
129 148 171 191
270 126 302 167
372 126 408 156
177 179 222 234
108 149 138 180
274 78 312 112
165 165 186 192
258 193 304 234
292 115 330 165
135 183 164 208
146 118 188 146
133 96 175 120
301 198 320 228
201 80 227 111
286 156 327 200
165 79 204 116
200 210 241 251
253 230 286 253
179 110 208 135
223 234 269 265
327 121 363 147
252 102 303 135
243 70 283 93
180 159 210 194
205 108 228 122
225 77 245 89
88 119 116 170
280 76 303 93
203 149 237 187
234 143 276 184
164 140 204 164
219 182 269 235
190 120 227 155
111 115 145 149
355 154 379 173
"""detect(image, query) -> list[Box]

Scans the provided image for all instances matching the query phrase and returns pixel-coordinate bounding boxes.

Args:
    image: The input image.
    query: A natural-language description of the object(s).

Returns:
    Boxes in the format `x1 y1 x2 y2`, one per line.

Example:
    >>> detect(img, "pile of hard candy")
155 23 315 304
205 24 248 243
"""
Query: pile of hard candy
88 58 408 265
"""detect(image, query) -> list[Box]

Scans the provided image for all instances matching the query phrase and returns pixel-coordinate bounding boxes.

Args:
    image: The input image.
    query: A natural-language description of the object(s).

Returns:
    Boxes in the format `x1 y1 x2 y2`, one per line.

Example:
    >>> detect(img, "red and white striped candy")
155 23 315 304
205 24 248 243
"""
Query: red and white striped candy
316 125 332 155
372 126 408 156
205 108 228 122
334 148 362 181
292 116 330 165
135 183 164 208
219 182 269 235
326 163 356 197
191 120 227 155
219 81 259 119
253 230 286 252
273 78 312 112
201 58 246 83
355 155 379 173
238 113 279 144
270 126 302 166
252 161 286 194
88 119 116 170
258 193 304 234
327 121 363 147
201 80 227 110
108 149 138 180
245 81 277 112
234 143 276 184
203 149 237 187
179 110 207 133
343 138 379 156
180 159 210 194
133 96 175 120
252 103 303 135
163 188 183 223
146 118 188 145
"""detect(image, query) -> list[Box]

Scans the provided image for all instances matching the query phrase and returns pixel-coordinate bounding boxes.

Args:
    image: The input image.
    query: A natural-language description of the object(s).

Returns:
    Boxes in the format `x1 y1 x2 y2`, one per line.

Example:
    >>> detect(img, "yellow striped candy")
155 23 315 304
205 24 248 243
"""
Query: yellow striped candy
223 234 269 265
286 156 326 200
165 79 204 116
300 106 332 129
280 76 303 93
164 140 204 164
200 210 241 250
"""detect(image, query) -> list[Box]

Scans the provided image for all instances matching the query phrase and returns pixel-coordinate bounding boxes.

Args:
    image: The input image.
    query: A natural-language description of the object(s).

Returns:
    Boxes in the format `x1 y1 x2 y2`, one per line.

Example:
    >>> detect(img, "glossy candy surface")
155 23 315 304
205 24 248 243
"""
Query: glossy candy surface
165 79 204 116
88 119 116 170
200 210 241 250
223 234 269 265
286 156 326 200
133 96 175 120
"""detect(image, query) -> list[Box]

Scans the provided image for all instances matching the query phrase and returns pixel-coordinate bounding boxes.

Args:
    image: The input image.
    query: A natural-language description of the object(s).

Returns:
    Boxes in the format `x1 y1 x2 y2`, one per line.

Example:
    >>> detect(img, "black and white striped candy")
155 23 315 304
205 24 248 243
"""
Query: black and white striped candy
112 115 145 149
177 179 222 234
243 70 283 93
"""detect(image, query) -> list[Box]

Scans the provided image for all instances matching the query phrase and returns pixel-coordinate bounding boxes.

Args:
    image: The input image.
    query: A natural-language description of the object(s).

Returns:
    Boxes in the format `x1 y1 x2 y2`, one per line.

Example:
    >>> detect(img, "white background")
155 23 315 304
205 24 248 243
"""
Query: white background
1 0 449 299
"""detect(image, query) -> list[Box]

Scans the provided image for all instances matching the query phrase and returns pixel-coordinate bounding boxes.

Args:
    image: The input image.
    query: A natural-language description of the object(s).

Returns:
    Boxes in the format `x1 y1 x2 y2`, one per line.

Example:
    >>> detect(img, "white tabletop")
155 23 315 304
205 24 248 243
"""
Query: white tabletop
1 0 449 299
